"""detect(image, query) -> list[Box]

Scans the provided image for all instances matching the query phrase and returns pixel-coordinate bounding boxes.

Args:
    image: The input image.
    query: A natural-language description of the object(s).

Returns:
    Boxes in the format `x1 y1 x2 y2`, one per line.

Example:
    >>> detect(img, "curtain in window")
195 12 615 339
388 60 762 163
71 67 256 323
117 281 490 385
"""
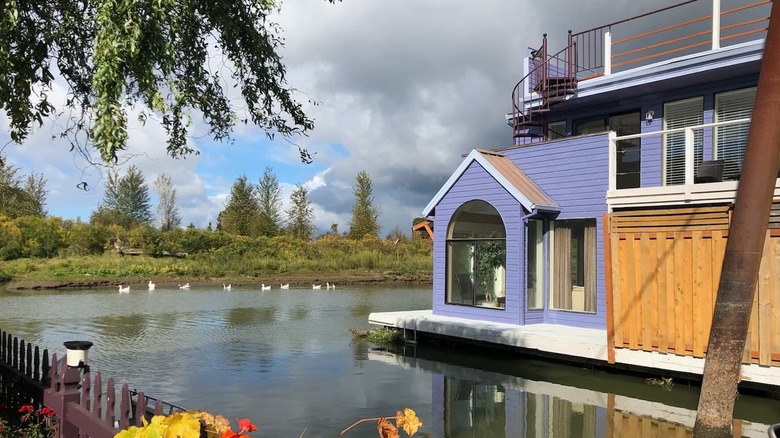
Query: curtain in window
553 224 572 310
584 222 597 313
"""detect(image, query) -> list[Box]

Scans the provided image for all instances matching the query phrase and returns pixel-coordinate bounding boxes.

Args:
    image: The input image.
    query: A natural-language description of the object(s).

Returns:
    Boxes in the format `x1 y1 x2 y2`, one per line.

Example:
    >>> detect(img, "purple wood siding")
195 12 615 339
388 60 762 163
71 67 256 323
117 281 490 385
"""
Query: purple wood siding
432 161 524 325
505 133 610 330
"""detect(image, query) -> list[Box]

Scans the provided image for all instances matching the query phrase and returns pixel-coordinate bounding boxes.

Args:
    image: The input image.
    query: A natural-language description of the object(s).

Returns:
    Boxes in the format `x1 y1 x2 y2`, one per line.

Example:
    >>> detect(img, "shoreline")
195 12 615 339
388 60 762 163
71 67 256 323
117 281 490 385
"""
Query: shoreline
4 271 433 290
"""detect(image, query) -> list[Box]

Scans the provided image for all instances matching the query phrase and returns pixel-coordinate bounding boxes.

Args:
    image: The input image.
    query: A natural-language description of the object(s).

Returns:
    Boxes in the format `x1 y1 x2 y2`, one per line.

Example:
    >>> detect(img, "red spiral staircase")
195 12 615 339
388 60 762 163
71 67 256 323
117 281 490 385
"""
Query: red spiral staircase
511 32 578 142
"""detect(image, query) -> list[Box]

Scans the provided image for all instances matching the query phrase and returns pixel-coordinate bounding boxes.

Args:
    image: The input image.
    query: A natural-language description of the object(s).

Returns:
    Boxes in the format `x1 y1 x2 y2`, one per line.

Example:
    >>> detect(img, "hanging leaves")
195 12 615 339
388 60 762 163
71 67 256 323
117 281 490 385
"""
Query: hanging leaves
0 0 318 164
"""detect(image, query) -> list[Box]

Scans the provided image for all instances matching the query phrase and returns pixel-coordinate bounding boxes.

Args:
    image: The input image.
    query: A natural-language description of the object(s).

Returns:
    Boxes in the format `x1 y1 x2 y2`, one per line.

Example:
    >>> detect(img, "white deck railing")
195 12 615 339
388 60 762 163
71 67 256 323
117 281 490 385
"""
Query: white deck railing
608 117 752 193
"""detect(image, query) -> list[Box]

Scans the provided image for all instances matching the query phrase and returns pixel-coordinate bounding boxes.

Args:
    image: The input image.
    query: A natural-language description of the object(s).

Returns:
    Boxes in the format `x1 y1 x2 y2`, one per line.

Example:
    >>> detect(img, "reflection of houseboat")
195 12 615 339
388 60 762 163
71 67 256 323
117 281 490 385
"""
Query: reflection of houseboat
371 0 780 387
368 348 774 437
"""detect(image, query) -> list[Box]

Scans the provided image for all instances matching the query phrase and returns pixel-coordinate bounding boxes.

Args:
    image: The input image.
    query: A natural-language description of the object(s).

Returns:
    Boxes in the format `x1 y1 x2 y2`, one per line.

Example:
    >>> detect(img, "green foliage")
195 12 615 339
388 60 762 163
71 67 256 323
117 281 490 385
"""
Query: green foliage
64 222 116 256
0 0 315 164
153 173 181 232
365 328 405 346
0 157 47 218
93 166 152 227
0 220 433 283
257 166 283 236
13 216 66 258
348 170 380 239
218 175 263 237
285 184 315 240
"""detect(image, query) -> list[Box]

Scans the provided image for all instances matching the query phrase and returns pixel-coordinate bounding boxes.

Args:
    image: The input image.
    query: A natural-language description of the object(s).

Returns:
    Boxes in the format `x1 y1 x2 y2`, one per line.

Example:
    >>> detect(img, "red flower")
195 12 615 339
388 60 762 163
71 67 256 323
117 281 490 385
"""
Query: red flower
18 405 34 414
219 429 250 438
39 407 56 417
237 418 258 432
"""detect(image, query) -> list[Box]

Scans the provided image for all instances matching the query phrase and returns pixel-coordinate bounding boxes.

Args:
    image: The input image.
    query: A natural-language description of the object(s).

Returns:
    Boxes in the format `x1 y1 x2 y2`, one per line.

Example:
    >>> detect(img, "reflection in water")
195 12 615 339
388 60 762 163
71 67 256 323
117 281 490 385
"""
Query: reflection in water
372 347 775 438
1 286 777 437
350 303 373 317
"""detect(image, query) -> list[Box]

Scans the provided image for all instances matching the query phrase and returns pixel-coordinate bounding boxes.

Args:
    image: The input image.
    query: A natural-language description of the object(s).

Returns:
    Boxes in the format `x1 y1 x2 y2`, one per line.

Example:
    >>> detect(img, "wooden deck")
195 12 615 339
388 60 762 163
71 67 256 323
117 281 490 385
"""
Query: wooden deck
369 310 780 388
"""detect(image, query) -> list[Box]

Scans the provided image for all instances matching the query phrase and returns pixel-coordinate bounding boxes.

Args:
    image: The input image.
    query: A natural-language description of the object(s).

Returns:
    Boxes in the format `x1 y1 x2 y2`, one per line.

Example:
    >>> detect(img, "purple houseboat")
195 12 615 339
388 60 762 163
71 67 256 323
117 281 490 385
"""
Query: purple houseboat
371 0 780 388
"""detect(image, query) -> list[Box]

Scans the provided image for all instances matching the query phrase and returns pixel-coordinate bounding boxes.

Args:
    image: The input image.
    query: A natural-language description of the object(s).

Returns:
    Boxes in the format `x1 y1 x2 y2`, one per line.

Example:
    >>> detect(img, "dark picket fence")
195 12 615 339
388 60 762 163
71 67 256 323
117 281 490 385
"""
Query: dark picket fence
0 330 185 438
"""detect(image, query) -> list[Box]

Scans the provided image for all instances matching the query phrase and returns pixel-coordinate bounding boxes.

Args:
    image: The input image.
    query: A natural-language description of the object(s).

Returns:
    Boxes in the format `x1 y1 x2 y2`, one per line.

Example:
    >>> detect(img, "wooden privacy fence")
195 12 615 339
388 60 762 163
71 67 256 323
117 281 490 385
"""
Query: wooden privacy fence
604 203 780 366
0 330 185 438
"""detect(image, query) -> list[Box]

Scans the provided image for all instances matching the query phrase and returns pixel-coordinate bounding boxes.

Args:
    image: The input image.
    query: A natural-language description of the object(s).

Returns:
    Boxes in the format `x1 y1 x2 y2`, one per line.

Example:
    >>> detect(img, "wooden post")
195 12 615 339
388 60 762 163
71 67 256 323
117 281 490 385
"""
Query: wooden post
43 357 82 438
693 2 780 436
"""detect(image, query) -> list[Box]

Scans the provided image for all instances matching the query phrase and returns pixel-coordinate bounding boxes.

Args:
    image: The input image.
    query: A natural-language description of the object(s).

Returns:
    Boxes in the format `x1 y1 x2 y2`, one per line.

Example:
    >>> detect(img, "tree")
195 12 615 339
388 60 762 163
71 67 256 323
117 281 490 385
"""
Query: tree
347 170 380 239
0 157 47 218
218 175 262 236
0 0 339 164
91 165 152 227
285 184 315 240
154 173 181 232
256 166 283 236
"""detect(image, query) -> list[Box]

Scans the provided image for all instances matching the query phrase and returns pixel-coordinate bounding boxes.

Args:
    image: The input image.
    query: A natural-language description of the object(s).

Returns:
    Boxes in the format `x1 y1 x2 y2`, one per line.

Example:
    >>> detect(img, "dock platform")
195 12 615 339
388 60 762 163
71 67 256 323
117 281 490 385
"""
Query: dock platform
369 310 780 389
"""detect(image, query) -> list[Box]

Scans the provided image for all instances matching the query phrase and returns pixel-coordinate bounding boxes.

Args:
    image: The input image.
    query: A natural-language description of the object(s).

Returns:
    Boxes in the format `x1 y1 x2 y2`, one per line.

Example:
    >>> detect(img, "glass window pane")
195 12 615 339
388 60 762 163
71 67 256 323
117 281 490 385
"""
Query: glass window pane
475 240 506 309
527 220 544 310
550 219 596 313
446 200 506 310
447 241 475 305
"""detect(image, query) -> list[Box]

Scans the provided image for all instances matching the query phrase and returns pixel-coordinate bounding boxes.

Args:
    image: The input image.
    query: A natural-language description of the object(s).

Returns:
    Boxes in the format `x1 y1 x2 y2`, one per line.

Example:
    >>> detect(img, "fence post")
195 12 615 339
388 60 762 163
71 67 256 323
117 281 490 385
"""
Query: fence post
44 357 82 438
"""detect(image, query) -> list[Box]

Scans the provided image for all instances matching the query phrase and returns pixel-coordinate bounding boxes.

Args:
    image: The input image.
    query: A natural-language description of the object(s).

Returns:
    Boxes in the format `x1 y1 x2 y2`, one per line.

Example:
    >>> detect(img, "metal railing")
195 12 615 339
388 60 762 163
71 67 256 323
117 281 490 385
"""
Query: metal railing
571 0 770 77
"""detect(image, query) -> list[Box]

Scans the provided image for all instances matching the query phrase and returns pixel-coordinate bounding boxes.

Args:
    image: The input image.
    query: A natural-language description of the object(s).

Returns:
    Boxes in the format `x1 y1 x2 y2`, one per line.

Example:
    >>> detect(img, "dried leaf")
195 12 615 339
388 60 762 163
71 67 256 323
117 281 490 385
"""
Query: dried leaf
376 417 400 438
395 408 422 437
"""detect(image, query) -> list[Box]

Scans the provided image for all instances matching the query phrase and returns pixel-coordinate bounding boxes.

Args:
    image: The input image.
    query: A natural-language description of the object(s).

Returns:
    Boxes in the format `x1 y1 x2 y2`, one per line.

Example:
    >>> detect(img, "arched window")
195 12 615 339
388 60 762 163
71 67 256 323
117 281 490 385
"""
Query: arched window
446 200 506 309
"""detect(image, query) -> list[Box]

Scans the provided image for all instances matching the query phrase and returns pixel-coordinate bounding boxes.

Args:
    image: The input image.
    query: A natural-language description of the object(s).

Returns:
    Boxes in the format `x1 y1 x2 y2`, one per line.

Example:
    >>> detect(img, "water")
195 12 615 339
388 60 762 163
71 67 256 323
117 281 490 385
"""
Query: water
0 285 778 437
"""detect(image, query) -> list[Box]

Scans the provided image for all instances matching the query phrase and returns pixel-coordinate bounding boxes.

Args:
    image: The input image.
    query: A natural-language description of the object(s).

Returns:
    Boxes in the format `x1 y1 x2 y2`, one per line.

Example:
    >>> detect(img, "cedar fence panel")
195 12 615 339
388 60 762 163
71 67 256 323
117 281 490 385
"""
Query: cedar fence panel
606 203 780 366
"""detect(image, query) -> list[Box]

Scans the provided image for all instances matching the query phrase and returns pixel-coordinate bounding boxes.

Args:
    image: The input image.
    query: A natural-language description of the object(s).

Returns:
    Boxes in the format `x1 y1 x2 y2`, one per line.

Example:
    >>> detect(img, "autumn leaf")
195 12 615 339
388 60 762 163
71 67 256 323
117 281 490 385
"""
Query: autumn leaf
395 408 423 437
161 412 201 438
376 418 400 438
191 411 231 435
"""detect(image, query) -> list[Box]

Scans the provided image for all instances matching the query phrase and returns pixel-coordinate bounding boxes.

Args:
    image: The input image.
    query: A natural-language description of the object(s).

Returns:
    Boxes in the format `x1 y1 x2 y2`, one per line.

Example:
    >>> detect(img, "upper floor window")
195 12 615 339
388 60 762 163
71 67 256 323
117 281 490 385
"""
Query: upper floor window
663 97 704 186
446 200 506 310
715 87 756 180
574 112 641 189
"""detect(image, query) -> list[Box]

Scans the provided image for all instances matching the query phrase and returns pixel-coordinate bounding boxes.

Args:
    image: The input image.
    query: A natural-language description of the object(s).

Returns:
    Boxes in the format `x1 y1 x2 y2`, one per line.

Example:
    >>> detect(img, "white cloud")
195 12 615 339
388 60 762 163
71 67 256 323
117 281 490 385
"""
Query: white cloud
2 0 689 235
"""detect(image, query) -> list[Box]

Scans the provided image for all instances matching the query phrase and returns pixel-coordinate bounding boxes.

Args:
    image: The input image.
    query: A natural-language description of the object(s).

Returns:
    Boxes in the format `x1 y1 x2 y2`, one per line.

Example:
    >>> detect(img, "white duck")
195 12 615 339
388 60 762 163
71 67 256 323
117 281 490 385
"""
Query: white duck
179 283 190 290
261 284 271 291
312 284 322 290
148 280 156 291
327 282 336 290
223 284 232 291
118 285 130 293
280 283 290 289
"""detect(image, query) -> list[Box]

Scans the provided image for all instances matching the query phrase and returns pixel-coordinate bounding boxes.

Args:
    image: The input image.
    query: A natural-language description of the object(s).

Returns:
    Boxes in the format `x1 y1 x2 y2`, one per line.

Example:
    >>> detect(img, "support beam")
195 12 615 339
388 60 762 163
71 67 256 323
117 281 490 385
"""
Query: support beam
693 2 780 436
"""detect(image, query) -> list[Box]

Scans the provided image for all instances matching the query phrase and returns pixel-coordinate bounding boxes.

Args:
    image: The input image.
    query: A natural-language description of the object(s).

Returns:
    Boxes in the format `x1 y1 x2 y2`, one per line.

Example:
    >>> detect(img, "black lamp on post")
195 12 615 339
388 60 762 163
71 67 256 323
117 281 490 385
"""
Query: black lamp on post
63 341 93 373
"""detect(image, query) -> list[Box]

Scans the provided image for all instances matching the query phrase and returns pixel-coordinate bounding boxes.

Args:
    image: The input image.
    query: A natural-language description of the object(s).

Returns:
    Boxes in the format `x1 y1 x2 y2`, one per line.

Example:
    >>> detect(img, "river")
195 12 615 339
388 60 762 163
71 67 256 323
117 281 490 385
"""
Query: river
0 285 777 437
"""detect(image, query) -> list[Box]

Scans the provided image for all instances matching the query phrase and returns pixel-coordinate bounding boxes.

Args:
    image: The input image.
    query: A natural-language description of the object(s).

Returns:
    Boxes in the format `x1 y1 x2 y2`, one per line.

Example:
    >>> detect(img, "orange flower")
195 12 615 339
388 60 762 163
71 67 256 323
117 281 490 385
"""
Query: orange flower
219 428 249 438
237 418 258 432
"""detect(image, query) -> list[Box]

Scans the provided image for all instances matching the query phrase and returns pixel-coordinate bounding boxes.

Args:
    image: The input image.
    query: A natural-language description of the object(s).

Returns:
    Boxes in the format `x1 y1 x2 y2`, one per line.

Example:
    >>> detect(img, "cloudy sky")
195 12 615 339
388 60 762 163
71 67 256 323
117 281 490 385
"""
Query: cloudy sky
1 0 684 236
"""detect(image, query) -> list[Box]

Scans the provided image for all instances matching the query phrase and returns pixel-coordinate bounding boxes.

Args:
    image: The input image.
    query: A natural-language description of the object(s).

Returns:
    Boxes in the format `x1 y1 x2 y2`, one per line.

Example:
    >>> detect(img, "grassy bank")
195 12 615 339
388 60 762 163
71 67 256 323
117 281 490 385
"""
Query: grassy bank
0 236 433 289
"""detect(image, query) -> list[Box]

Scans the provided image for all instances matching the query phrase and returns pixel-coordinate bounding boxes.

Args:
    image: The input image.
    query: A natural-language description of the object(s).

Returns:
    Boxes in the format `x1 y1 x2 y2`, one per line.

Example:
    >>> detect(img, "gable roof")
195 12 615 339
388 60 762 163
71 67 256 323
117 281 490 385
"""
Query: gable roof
422 148 559 217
